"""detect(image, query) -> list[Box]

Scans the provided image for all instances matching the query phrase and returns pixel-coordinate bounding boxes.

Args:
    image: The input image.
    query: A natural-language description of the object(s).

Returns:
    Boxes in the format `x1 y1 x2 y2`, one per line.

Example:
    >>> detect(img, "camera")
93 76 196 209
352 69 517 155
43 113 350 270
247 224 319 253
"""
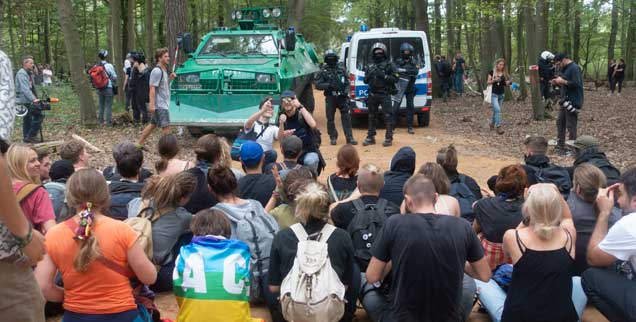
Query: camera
560 99 578 113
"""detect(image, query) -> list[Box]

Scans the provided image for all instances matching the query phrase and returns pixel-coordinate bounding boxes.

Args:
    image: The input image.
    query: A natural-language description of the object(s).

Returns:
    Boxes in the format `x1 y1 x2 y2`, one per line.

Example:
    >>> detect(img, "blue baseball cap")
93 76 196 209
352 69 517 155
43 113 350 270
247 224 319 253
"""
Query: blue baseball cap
280 90 296 100
240 141 263 167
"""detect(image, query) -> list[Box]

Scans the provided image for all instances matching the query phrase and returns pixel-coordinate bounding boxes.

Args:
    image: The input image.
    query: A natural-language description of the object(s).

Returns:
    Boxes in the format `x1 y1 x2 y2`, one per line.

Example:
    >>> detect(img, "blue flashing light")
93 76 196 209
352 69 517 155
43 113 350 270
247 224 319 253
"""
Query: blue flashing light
288 26 295 33
346 35 352 42
360 23 368 32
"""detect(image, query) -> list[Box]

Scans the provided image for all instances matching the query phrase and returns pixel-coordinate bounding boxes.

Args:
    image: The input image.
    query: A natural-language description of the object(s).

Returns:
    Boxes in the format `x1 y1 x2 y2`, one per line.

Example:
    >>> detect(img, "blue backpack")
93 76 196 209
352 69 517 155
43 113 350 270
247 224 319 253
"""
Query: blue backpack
449 175 478 223
231 122 269 161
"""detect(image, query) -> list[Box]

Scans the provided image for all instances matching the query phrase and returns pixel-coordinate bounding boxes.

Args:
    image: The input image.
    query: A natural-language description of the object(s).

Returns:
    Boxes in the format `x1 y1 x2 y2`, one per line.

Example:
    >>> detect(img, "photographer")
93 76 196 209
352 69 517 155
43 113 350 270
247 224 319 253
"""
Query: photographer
538 51 556 109
15 56 44 143
394 42 419 134
363 43 399 147
552 53 583 156
129 51 150 125
315 49 357 146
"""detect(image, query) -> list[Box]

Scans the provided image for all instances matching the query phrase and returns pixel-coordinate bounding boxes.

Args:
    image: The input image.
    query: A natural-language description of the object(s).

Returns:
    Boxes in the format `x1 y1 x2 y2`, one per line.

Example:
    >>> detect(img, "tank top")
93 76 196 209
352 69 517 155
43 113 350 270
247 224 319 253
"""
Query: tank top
501 229 578 322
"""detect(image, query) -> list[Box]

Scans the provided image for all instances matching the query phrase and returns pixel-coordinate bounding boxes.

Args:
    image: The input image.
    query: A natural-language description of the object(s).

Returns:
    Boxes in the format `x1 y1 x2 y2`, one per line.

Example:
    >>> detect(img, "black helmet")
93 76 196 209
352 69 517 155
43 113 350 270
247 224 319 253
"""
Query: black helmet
400 42 414 54
371 42 387 56
324 49 338 60
98 49 109 60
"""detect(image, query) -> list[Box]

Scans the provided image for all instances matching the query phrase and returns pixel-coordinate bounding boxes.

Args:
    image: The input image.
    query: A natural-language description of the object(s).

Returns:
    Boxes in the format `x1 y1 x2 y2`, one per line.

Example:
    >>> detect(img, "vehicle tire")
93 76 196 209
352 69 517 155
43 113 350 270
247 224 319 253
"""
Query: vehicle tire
417 111 430 127
187 126 203 137
299 83 315 113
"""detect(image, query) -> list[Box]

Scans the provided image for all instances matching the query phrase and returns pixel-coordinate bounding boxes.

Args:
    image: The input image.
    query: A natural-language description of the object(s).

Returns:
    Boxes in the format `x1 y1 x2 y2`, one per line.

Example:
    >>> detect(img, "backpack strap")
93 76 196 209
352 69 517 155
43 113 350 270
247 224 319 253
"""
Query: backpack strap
327 175 339 202
376 198 388 213
318 223 337 243
16 183 42 203
290 223 309 241
254 121 269 140
352 198 366 214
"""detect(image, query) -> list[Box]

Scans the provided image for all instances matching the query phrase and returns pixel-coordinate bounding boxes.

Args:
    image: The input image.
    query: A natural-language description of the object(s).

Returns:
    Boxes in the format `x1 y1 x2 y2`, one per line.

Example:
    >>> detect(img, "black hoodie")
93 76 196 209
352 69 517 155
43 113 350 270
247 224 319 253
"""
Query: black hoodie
380 147 416 206
108 180 145 220
571 147 621 183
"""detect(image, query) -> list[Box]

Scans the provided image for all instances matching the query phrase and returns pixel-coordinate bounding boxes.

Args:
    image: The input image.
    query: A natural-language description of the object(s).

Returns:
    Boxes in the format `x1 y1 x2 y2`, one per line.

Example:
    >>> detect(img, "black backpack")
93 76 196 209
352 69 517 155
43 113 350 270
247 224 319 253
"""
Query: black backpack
528 164 572 197
347 198 388 270
449 174 478 223
134 66 156 103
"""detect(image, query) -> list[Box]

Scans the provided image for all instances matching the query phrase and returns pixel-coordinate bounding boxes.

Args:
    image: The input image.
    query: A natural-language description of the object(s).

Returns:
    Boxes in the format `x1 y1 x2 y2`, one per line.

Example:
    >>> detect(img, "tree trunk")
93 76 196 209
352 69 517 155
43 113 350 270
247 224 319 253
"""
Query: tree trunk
111 0 124 100
165 0 188 67
608 0 619 60
446 0 455 58
563 0 572 54
573 0 581 62
127 0 135 53
7 0 16 61
626 0 636 80
516 3 528 101
480 3 492 88
56 0 98 126
0 0 4 46
535 0 548 51
490 0 505 59
43 9 51 64
19 2 26 56
287 0 306 29
145 0 153 53
524 3 543 120
93 0 99 54
157 7 164 47
434 0 441 55
504 0 512 72
191 1 198 44
455 0 462 53
414 0 439 97
550 0 559 51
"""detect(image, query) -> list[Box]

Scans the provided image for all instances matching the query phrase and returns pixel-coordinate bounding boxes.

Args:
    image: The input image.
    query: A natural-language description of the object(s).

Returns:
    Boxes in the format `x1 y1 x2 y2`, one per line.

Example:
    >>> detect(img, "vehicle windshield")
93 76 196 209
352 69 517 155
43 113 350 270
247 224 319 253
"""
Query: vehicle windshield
199 34 278 56
356 37 425 70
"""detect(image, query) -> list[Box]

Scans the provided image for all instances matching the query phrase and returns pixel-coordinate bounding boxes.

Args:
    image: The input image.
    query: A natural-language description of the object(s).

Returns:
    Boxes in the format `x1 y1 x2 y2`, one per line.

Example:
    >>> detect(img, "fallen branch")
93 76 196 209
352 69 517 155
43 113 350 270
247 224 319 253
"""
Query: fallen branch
71 134 103 153
32 140 65 151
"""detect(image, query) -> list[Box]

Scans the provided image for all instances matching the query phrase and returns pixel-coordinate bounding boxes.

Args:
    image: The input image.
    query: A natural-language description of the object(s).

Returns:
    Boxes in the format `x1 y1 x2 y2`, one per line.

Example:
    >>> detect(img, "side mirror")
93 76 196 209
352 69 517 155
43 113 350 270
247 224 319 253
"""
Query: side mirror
285 29 296 52
178 33 195 54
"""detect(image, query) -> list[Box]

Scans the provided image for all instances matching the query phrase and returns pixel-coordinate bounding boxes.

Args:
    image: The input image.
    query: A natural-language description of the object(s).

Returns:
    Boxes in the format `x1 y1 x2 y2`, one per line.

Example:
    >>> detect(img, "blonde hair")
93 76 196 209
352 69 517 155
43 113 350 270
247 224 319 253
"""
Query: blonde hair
6 144 40 184
142 172 197 211
218 137 233 168
524 185 562 240
573 164 607 203
418 162 451 195
294 182 330 224
66 169 111 272
494 58 510 79
357 163 384 193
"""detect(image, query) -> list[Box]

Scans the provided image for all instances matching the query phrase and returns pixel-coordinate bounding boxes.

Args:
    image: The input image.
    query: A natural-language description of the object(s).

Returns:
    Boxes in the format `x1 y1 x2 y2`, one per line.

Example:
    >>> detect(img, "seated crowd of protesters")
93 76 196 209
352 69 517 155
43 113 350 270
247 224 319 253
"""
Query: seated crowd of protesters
1 131 635 322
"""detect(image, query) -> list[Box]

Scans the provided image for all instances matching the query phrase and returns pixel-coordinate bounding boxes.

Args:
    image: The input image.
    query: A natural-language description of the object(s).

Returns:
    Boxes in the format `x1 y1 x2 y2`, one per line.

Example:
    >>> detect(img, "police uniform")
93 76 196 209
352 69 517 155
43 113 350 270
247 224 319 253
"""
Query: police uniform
363 43 399 147
393 43 419 132
315 50 356 145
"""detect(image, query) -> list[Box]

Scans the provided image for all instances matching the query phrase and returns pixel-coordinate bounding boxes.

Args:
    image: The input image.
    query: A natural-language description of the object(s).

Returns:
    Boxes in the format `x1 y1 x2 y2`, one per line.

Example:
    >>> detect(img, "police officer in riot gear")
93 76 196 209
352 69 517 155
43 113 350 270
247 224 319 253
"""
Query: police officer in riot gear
393 42 419 134
363 43 399 147
315 49 357 145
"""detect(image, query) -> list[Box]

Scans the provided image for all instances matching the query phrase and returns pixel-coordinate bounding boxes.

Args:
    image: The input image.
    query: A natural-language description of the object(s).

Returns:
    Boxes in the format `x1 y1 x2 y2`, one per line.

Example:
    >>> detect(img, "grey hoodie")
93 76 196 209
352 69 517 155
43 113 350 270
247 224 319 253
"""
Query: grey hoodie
213 199 277 239
15 68 36 104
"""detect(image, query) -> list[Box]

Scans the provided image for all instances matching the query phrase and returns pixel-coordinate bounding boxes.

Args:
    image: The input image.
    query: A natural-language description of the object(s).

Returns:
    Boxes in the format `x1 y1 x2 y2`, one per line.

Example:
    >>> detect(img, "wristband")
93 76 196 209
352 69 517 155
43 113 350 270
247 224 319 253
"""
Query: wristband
13 222 33 249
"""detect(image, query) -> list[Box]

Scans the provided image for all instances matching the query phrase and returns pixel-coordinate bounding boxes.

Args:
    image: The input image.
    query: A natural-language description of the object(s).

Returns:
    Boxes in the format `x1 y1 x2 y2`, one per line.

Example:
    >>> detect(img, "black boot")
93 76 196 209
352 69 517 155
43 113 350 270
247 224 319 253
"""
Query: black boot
347 137 358 145
362 137 376 146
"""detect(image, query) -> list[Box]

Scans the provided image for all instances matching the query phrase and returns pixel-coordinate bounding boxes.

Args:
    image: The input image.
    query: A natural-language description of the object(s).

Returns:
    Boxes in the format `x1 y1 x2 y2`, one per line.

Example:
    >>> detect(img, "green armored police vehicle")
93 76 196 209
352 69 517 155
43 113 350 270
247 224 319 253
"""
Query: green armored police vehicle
170 7 320 133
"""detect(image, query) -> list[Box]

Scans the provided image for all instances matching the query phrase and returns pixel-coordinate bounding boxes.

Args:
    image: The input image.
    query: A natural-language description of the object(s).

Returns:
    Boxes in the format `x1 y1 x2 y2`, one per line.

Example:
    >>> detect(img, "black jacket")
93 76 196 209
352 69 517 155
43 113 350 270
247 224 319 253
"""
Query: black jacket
538 57 555 82
108 180 145 220
363 59 399 95
380 147 416 206
395 57 419 93
447 170 483 200
523 154 552 186
570 147 621 183
315 63 348 97
560 61 584 109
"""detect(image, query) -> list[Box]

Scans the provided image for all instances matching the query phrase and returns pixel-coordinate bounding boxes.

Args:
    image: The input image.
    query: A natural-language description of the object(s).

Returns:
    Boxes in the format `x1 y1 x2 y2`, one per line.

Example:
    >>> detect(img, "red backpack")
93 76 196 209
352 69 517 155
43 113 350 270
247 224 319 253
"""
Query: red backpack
89 63 110 89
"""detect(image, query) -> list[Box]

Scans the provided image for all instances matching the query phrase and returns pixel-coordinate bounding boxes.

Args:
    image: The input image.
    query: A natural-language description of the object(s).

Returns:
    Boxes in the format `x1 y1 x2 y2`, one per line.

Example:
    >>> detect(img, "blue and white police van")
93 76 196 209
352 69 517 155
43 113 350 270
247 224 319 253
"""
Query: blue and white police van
343 28 432 126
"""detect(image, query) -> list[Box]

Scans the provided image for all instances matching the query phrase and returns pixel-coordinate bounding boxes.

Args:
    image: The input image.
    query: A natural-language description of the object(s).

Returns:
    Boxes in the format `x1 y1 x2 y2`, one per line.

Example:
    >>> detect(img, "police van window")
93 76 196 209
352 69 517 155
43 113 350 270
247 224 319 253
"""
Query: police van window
200 35 278 56
344 48 349 68
356 37 424 70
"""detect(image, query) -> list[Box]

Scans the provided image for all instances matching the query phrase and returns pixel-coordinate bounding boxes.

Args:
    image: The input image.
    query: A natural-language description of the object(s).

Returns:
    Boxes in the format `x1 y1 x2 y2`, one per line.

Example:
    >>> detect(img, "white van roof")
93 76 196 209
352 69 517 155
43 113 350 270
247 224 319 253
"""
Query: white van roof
368 28 400 32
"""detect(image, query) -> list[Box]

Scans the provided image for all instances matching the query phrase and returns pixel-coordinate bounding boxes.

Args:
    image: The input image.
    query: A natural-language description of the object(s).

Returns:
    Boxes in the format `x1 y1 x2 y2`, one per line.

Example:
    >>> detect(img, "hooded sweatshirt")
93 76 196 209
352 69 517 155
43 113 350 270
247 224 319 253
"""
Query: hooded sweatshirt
212 199 277 239
108 180 145 220
572 147 621 182
380 147 416 206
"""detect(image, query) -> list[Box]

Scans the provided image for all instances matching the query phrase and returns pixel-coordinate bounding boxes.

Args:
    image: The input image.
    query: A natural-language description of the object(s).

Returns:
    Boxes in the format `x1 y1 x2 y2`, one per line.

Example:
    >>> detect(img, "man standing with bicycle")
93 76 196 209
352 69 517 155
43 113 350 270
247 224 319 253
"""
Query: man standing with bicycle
15 56 43 143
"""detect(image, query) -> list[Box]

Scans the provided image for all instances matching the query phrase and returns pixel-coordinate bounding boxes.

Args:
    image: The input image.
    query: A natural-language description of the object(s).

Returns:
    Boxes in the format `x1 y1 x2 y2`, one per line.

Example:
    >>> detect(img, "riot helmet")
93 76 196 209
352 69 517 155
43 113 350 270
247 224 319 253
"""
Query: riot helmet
400 42 414 59
98 49 109 60
540 51 555 61
324 49 338 66
371 42 387 63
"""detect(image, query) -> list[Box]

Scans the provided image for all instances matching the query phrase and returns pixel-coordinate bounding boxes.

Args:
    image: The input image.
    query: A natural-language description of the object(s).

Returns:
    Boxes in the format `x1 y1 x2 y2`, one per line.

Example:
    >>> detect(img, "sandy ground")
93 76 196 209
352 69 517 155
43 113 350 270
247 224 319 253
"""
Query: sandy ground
45 90 608 322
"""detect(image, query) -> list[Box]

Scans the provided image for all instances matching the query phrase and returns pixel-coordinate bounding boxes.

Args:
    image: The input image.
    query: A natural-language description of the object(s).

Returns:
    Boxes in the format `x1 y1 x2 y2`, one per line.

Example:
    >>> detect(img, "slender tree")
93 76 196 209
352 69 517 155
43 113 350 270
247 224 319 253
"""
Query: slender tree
573 0 581 62
414 0 439 96
434 0 442 55
608 0 619 60
111 0 124 100
165 0 188 66
127 0 136 52
626 0 636 80
145 0 153 53
446 0 455 58
56 0 98 125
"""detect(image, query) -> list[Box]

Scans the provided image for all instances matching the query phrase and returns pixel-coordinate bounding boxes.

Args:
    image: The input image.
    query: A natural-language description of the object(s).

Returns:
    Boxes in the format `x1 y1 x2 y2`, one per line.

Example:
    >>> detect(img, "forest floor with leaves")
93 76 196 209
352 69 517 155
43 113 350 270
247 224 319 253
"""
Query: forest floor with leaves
33 85 627 322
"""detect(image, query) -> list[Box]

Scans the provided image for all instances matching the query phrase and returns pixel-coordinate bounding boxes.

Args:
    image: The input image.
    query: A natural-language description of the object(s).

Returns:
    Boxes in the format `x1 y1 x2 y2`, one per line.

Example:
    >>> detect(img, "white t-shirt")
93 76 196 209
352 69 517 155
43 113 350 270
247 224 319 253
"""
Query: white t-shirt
245 120 278 152
42 69 53 83
124 59 131 73
599 213 636 268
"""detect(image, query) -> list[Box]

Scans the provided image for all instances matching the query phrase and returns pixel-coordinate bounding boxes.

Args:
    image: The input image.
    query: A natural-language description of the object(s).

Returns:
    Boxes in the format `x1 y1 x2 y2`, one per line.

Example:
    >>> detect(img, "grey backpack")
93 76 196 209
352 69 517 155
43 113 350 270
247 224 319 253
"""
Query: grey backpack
213 200 279 303
44 182 68 222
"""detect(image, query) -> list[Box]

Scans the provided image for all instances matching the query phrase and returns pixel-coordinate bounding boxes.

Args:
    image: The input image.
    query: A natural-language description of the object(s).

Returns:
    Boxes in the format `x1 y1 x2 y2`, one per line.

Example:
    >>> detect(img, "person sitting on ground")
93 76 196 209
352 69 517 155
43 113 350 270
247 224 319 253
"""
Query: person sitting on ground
244 96 279 170
107 142 146 220
237 141 277 208
44 159 75 222
473 164 526 270
366 174 491 322
59 139 90 171
417 162 461 217
277 90 322 175
183 134 222 214
154 134 193 177
218 136 246 181
7 144 55 234
34 169 157 322
139 172 196 292
268 182 355 322
101 138 153 182
327 144 360 203
331 163 400 237
379 146 416 206
265 167 315 229
266 135 304 181
583 167 636 322
437 144 483 199
475 184 587 322
566 135 621 185
173 209 265 322
37 148 51 183
569 163 621 275
208 165 279 309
